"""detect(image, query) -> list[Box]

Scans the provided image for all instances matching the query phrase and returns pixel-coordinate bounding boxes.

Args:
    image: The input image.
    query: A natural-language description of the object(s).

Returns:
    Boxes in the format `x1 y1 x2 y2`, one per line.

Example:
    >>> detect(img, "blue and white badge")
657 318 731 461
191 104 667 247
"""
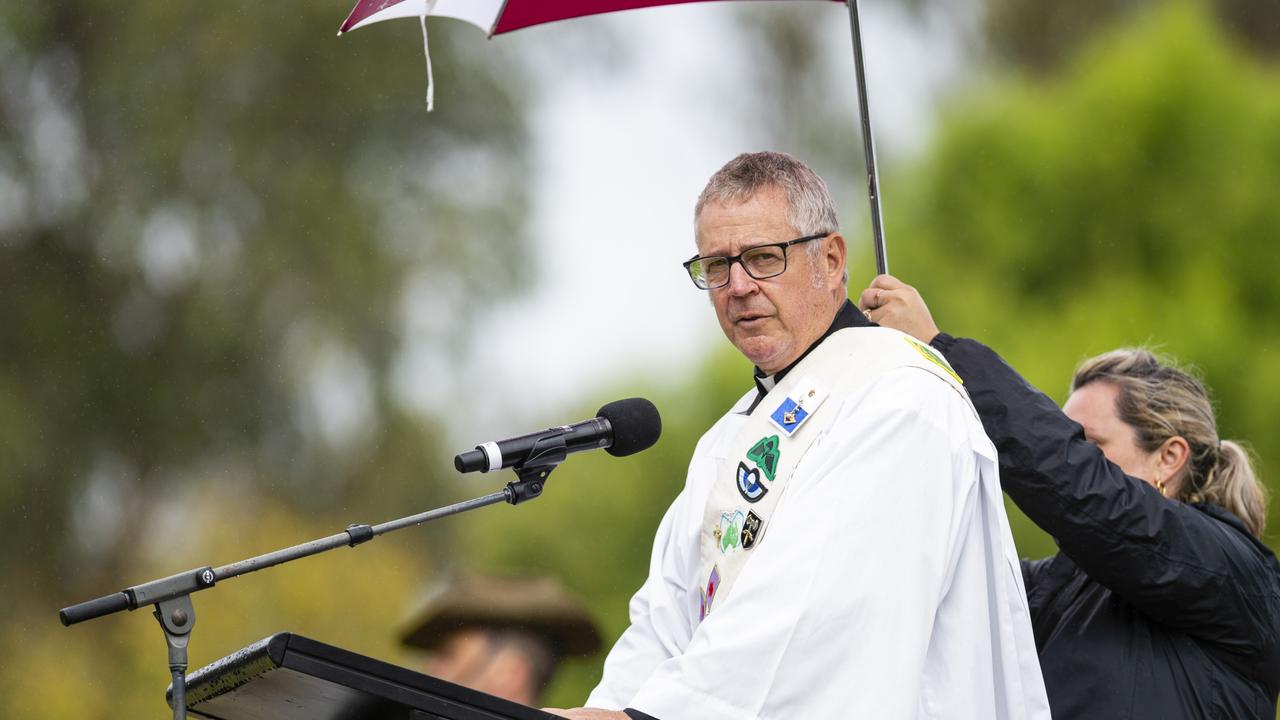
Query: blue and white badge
768 375 829 436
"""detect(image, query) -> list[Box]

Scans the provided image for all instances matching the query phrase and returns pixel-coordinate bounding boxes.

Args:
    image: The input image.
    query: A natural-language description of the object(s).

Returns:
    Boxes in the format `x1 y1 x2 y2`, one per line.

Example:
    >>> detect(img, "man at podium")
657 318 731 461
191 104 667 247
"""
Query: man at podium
547 153 1049 720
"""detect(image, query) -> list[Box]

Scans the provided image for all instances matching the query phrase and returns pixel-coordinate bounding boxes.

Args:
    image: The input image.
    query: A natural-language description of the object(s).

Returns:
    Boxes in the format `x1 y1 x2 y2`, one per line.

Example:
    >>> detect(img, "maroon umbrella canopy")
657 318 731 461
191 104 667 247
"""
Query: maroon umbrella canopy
340 0 841 37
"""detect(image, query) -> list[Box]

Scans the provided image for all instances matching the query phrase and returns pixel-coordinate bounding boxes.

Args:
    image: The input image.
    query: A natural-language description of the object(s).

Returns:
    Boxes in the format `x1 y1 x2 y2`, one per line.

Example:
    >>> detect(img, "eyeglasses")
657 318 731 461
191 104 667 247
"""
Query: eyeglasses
682 233 828 290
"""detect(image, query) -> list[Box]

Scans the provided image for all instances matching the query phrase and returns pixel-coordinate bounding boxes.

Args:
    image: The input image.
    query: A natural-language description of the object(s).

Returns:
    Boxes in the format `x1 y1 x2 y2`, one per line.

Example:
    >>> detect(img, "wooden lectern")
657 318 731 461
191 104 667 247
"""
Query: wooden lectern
168 632 564 720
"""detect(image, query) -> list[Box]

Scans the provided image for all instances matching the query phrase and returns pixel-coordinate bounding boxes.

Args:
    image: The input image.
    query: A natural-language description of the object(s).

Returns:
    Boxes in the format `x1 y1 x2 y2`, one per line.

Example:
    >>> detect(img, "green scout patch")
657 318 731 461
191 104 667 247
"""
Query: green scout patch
746 435 781 481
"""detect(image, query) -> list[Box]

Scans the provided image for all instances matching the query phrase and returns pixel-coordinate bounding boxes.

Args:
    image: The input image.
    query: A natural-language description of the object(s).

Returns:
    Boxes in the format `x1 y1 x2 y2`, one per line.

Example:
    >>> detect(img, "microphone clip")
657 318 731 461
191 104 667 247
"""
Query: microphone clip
504 432 568 506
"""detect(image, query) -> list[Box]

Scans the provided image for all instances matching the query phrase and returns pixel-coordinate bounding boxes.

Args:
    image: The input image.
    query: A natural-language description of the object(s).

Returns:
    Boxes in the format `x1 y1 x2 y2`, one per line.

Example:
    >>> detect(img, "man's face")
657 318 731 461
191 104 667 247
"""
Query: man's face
423 628 540 705
695 186 845 374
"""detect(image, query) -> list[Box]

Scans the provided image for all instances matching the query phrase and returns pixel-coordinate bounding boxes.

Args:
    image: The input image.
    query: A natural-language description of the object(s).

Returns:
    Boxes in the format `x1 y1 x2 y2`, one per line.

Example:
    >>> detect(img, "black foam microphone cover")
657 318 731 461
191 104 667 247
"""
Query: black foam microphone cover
598 398 662 457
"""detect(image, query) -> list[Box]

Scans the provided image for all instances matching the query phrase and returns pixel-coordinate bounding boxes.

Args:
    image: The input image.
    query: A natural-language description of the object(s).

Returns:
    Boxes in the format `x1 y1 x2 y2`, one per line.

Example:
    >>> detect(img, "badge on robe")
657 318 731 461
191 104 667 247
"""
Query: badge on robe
740 511 762 550
768 376 829 436
699 565 721 619
716 510 744 553
736 462 768 503
746 435 781 481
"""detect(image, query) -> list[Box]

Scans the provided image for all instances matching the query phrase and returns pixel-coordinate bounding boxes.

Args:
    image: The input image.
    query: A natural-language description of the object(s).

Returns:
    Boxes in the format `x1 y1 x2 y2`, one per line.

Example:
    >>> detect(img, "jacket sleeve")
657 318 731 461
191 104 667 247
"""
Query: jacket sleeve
932 334 1279 658
1020 558 1052 594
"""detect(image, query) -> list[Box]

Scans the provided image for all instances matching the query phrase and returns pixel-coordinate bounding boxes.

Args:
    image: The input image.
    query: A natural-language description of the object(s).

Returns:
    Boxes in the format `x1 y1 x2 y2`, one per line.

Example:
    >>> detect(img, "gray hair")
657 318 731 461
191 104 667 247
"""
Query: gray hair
695 151 840 239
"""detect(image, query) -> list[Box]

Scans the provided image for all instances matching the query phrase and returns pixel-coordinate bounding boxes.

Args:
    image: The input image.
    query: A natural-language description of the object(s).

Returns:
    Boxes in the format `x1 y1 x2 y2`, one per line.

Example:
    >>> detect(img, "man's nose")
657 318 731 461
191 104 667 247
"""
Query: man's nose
725 261 757 296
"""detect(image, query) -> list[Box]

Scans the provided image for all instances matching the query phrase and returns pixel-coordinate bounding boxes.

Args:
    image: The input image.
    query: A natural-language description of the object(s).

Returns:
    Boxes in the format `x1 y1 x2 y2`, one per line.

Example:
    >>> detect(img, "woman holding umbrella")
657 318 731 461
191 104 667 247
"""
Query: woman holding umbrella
860 274 1280 718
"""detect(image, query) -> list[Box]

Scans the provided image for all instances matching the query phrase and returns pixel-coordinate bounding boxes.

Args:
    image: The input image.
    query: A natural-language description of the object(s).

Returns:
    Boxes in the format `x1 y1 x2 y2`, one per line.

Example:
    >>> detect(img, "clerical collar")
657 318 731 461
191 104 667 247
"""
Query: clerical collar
746 300 872 414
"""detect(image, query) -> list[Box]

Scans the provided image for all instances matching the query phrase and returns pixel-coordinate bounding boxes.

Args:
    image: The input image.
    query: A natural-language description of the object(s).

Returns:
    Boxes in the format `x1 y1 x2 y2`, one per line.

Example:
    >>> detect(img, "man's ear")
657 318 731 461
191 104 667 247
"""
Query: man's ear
825 233 847 284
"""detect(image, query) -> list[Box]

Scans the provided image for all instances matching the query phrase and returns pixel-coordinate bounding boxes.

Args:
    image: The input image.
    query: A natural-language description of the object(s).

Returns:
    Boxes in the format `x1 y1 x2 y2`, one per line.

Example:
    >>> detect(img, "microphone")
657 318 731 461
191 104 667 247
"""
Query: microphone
454 398 661 473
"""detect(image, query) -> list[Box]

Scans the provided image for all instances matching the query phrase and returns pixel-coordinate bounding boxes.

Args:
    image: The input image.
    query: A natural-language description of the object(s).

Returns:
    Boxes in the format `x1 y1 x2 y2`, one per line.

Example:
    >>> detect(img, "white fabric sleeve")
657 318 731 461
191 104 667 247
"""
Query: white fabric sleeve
585 486 696 709
627 369 980 719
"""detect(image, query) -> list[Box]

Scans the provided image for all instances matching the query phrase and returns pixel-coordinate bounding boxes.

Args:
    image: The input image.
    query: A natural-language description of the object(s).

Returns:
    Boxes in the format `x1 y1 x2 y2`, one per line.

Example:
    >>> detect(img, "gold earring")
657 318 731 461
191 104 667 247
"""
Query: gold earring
1155 478 1168 496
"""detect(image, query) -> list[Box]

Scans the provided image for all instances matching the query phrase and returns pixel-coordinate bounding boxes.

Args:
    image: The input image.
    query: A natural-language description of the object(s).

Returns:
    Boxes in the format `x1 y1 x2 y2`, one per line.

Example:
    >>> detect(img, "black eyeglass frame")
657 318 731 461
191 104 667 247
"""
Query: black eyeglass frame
681 232 830 290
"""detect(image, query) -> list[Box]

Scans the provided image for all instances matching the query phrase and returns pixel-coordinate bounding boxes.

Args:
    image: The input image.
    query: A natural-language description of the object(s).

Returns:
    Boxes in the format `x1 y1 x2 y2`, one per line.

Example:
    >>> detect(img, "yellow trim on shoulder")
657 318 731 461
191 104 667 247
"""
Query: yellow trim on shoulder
904 336 963 385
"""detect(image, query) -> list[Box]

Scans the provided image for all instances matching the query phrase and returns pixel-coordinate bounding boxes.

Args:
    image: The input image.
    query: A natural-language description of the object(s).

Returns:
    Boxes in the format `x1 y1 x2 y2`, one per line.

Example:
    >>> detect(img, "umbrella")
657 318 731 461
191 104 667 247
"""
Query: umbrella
338 0 891 275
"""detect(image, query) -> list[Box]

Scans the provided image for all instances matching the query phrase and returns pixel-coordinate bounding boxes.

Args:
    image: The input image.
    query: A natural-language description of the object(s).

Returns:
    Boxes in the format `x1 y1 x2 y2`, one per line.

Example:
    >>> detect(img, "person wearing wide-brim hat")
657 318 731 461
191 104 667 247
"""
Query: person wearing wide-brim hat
400 573 603 706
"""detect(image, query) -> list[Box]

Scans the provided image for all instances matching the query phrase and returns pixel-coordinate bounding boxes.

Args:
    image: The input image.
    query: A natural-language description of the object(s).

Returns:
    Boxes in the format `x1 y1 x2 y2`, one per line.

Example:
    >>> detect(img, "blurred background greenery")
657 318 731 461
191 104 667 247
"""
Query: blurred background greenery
2 0 1278 716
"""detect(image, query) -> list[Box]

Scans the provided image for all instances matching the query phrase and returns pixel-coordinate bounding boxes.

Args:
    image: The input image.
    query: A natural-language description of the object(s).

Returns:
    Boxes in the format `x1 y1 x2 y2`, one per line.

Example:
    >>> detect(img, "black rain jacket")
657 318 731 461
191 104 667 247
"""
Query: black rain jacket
933 334 1280 719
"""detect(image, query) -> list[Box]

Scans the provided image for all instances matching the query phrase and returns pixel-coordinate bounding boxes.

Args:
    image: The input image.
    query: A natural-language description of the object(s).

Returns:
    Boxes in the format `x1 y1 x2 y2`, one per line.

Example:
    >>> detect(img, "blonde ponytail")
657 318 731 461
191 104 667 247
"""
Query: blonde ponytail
1197 440 1268 538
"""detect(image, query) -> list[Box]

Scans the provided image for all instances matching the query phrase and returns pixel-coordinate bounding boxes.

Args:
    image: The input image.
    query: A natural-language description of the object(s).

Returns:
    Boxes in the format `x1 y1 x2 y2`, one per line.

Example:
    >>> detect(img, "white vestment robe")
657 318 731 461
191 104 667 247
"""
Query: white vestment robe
586 331 1050 720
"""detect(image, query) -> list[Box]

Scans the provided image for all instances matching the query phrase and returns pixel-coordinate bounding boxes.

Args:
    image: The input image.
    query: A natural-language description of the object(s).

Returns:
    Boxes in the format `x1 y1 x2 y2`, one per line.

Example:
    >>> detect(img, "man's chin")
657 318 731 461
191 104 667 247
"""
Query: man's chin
735 338 788 372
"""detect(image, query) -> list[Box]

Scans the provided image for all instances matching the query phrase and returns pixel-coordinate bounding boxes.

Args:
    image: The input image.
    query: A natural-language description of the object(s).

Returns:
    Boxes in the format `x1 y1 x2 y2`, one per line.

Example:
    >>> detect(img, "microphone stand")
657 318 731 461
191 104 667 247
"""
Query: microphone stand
58 434 569 720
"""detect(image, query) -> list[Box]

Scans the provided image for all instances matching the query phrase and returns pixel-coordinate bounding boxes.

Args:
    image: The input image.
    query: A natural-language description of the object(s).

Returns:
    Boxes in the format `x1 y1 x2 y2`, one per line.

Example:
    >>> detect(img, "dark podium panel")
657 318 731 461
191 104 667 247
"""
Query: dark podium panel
169 632 563 720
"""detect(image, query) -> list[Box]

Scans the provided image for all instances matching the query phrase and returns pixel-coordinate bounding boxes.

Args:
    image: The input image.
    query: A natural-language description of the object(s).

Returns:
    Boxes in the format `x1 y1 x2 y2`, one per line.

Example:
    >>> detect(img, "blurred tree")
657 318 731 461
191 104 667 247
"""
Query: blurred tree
727 0 918 232
985 0 1280 71
0 2 544 715
0 485 430 718
0 1 532 600
889 1 1280 554
728 0 982 277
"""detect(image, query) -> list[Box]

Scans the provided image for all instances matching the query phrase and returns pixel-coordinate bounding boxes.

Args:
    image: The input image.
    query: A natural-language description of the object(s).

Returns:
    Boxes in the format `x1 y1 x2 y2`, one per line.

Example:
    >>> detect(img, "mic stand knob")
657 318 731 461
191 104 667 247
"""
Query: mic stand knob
505 433 568 505
155 594 195 720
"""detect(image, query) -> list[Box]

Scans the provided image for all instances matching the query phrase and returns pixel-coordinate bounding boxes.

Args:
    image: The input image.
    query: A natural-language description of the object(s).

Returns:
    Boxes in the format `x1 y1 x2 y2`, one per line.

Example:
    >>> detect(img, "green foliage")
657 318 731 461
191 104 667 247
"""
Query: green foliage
0 1 531 586
0 1 534 715
879 1 1280 552
0 488 430 718
985 0 1280 71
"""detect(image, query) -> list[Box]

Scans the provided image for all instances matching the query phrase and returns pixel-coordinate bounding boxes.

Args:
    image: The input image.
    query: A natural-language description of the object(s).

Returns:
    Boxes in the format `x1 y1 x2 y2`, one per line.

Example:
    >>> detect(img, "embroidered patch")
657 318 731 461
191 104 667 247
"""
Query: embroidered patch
767 376 829 436
718 510 744 553
905 336 963 385
699 565 721 620
740 511 763 550
745 435 781 481
736 461 768 503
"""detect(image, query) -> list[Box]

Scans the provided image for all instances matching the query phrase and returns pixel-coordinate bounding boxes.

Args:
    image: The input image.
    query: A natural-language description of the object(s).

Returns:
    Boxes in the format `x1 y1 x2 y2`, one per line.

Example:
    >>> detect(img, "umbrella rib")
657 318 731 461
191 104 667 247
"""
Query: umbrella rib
490 0 514 37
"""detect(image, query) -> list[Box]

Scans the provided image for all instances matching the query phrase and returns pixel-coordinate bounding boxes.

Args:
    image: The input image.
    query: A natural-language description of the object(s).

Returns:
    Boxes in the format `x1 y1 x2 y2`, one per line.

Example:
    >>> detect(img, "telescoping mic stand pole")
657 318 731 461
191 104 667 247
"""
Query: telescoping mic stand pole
58 442 571 720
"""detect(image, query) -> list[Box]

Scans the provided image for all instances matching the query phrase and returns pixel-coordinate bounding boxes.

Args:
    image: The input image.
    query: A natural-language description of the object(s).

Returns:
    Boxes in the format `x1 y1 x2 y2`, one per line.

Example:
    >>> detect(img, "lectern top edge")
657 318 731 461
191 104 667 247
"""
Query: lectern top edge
170 632 562 720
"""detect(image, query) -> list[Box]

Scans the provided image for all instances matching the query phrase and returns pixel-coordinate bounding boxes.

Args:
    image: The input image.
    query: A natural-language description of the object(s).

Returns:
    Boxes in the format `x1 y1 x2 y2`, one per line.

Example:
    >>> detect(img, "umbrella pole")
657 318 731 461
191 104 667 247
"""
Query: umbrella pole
846 0 889 276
